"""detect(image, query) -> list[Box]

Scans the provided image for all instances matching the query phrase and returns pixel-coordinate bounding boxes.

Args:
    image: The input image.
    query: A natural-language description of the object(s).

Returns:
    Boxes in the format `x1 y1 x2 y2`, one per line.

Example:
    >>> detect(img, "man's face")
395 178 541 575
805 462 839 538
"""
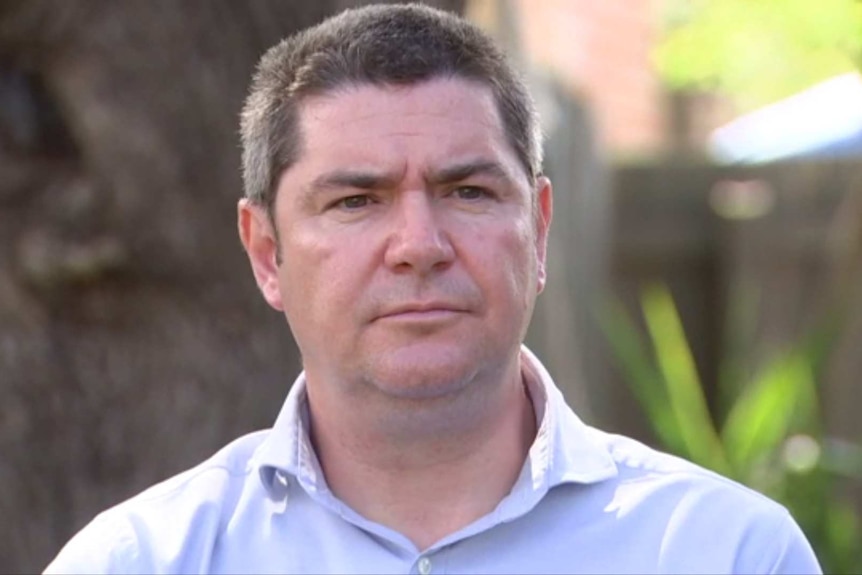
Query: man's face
239 78 551 401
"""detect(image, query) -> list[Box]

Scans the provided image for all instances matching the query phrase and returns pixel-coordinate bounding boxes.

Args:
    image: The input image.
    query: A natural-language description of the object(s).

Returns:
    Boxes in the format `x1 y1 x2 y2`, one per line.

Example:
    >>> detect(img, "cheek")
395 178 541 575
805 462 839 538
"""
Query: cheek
278 248 357 362
276 234 331 323
279 235 372 325
503 218 539 273
476 226 538 308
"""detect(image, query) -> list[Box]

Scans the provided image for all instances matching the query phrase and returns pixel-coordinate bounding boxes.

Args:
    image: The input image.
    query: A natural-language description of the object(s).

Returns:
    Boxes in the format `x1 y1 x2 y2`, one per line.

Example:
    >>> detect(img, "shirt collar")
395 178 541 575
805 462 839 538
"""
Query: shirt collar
254 346 618 499
254 372 323 498
519 345 618 490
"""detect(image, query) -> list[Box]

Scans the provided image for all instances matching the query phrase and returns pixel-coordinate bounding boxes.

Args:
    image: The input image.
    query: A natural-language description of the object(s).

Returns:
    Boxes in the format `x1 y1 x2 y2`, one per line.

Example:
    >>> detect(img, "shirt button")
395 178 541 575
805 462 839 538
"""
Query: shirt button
418 556 432 575
275 471 289 487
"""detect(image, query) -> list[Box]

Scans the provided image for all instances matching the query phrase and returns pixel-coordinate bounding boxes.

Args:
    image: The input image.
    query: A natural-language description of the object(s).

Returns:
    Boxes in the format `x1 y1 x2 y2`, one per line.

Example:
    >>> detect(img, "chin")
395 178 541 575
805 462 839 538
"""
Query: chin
371 365 476 401
363 347 484 401
365 342 520 399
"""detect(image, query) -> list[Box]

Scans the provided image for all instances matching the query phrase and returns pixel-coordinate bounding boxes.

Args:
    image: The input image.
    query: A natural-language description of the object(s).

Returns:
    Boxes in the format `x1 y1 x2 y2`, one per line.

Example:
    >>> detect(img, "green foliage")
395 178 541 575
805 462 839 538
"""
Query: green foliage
655 0 862 110
641 285 732 476
601 282 862 573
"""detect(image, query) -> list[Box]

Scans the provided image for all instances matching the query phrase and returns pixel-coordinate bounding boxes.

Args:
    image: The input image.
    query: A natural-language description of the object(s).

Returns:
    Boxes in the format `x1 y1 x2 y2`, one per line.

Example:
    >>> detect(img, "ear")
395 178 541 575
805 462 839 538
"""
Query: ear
534 176 553 293
237 199 284 311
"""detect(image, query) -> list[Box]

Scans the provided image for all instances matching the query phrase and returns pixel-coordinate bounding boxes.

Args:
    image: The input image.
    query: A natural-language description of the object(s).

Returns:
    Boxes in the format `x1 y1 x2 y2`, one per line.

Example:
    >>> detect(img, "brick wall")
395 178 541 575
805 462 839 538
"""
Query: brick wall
469 0 665 157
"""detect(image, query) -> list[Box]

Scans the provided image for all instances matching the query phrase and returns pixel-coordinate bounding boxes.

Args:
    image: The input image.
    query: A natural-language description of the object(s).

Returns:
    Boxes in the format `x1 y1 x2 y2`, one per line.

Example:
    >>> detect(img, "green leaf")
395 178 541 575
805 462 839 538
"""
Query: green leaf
720 350 818 475
655 0 862 110
598 298 685 455
823 498 862 573
640 283 732 477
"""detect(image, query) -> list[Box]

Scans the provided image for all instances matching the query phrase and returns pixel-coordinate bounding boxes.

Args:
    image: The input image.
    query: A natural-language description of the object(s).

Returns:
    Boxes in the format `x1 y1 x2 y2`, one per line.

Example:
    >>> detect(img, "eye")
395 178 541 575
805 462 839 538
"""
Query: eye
336 195 371 210
453 186 488 201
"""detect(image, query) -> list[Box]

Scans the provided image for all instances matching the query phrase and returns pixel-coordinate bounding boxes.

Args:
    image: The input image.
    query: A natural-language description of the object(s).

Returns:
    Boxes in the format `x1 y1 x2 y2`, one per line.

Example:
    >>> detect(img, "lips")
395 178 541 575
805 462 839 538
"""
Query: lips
375 302 467 320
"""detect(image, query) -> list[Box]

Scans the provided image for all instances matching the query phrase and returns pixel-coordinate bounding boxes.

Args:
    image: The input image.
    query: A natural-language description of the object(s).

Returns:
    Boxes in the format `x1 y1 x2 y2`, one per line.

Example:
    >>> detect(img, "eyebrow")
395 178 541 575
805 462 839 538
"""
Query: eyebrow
304 158 516 197
309 169 400 191
424 159 515 187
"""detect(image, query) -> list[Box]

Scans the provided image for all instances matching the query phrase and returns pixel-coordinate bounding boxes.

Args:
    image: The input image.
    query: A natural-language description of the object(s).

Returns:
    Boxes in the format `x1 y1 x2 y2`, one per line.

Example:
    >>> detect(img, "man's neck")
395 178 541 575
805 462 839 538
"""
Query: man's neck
306 368 537 551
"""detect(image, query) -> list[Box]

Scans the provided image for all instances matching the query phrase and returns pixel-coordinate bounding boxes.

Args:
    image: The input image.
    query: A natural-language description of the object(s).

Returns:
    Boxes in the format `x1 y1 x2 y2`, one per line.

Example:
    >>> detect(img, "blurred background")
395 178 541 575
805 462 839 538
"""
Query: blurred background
0 0 860 572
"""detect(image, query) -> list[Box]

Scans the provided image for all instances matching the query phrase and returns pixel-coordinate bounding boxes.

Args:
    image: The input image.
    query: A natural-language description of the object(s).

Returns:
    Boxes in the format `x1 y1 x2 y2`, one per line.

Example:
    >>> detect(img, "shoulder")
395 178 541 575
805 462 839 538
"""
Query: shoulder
44 430 270 574
592 428 779 507
124 428 269 505
110 428 269 520
560 429 821 573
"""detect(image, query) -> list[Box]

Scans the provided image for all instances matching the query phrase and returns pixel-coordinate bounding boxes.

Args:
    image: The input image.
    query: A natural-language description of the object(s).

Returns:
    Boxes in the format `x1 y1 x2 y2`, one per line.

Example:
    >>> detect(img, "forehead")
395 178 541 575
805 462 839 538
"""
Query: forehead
291 78 522 180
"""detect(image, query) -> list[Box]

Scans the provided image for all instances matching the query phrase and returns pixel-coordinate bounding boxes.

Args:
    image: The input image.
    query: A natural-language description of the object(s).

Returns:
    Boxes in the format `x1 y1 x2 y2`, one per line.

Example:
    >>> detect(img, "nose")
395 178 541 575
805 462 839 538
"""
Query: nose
383 191 455 274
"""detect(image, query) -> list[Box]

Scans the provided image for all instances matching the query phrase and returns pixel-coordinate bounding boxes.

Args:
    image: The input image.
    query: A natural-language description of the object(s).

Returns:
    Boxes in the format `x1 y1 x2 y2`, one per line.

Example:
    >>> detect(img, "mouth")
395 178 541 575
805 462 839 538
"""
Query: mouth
375 302 467 322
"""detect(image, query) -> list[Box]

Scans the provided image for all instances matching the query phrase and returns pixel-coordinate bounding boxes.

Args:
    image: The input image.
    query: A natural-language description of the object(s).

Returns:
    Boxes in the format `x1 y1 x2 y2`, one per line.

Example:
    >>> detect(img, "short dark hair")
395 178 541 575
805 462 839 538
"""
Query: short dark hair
240 3 542 215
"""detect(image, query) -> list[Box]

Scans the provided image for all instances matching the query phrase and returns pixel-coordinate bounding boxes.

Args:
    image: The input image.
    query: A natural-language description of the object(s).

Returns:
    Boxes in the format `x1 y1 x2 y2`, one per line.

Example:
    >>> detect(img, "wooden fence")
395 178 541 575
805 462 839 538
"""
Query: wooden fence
533 158 862 512
608 160 861 441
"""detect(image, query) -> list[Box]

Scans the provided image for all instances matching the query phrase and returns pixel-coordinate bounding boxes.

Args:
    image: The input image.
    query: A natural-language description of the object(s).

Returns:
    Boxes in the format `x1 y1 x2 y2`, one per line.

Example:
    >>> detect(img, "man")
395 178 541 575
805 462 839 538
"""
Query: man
46 4 821 574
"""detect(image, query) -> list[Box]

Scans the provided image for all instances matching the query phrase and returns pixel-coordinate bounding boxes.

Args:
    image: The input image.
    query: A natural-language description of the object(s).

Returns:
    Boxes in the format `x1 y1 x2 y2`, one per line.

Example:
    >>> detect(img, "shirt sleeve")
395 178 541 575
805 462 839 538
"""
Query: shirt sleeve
43 512 141 575
762 510 823 575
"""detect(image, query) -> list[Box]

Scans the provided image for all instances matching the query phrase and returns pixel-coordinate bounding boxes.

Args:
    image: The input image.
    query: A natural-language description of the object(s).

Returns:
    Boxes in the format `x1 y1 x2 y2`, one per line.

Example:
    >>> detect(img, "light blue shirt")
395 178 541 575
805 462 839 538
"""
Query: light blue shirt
45 348 821 574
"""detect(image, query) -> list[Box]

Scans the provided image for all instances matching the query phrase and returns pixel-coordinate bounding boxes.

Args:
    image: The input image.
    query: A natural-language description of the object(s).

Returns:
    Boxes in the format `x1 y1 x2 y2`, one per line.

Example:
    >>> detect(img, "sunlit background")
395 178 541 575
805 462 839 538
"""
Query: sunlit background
466 2 862 572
